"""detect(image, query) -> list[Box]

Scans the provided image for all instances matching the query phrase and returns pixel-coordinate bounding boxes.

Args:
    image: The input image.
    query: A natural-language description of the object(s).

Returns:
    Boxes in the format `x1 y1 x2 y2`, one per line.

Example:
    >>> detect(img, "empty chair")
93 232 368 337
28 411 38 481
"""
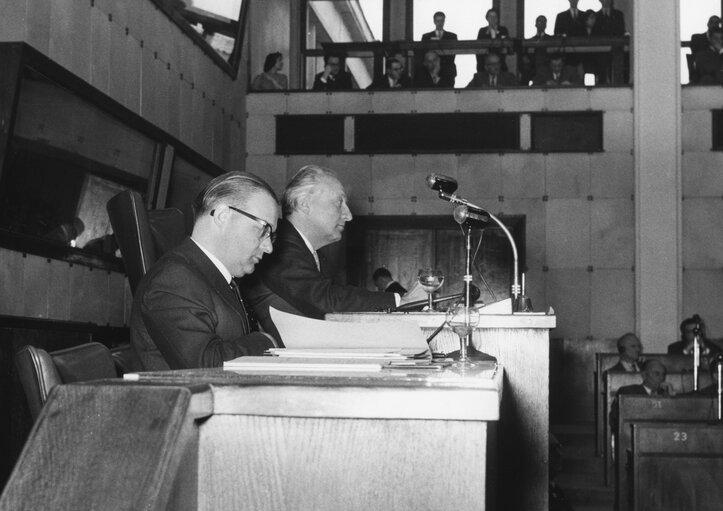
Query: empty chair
106 189 186 294
15 343 119 421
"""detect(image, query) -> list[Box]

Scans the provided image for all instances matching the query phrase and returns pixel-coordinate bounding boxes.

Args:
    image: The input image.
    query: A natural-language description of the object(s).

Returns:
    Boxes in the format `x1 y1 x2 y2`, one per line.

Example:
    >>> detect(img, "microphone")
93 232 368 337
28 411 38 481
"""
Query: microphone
693 314 702 336
393 284 481 312
426 173 458 195
453 205 490 226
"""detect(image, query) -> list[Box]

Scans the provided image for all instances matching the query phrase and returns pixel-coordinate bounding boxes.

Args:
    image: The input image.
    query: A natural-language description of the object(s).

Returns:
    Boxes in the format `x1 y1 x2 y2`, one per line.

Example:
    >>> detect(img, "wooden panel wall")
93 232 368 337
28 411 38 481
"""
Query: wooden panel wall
0 0 247 326
0 0 246 171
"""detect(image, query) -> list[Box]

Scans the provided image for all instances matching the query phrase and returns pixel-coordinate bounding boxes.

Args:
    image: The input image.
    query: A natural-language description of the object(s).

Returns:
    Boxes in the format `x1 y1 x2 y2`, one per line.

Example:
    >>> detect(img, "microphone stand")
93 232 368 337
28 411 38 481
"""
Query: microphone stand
693 323 700 392
459 224 473 362
437 190 520 301
718 361 722 421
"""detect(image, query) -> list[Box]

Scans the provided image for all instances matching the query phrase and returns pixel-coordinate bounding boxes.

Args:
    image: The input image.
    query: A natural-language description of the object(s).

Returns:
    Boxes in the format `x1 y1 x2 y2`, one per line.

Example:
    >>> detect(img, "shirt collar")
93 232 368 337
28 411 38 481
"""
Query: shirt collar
191 237 233 284
620 359 638 371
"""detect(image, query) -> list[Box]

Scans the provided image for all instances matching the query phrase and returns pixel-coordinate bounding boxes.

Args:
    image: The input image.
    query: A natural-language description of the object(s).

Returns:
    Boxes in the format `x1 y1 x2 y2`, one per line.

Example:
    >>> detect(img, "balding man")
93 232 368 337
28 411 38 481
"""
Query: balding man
130 172 279 370
242 165 407 343
617 359 674 397
414 51 454 88
608 333 643 372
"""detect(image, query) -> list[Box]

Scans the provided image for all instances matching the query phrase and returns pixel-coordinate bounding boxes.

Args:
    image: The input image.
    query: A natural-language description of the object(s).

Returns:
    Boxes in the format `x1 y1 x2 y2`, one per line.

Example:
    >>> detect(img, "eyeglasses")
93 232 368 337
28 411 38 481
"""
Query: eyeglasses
215 205 275 242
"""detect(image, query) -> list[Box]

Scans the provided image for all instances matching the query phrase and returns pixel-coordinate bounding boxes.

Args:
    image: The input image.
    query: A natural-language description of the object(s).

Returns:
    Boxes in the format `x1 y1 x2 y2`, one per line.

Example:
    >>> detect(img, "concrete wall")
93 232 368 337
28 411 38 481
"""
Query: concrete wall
246 87 636 341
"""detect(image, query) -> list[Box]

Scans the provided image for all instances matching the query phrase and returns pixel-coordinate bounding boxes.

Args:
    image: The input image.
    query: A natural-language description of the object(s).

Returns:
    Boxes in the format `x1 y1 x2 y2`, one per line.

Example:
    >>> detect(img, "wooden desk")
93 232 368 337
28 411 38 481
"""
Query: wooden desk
0 363 502 511
632 422 723 510
327 311 555 511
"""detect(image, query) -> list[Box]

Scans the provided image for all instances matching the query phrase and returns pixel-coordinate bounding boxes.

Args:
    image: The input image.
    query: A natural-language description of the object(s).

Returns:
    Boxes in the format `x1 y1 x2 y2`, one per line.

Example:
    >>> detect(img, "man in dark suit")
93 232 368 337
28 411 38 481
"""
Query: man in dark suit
421 11 458 85
596 0 625 36
532 53 582 86
312 54 353 90
242 165 422 343
467 52 517 88
414 51 454 88
372 267 407 295
476 8 509 72
554 0 584 36
130 172 279 370
668 315 723 355
607 332 643 373
367 58 411 90
610 359 675 431
691 15 722 55
694 28 723 85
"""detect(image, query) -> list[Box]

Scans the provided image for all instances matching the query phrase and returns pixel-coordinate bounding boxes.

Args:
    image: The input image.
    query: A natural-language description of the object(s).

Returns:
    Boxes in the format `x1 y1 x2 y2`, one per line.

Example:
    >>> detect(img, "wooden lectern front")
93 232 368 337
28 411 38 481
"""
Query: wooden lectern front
327 311 556 511
1 363 502 511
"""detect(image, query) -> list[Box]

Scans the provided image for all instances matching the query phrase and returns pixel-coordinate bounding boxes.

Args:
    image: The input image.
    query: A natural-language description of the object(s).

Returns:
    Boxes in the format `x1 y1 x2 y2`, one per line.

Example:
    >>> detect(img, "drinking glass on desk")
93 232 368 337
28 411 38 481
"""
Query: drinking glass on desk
417 268 444 310
446 303 480 365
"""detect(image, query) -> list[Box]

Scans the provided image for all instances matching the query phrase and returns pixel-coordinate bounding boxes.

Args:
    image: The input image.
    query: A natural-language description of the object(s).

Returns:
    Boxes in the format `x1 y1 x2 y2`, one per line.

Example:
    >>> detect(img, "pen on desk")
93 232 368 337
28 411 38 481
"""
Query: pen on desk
426 320 447 344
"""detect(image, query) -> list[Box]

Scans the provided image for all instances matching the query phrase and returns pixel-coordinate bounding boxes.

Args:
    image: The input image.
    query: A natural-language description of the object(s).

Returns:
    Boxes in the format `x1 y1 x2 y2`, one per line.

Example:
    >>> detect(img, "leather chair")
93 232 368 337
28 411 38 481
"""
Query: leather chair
106 190 186 294
15 343 119 421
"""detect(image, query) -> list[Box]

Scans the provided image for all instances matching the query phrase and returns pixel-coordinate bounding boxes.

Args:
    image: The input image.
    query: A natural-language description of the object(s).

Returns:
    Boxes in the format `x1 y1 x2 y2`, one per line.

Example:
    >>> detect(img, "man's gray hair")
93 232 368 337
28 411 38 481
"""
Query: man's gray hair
282 165 339 216
192 171 277 221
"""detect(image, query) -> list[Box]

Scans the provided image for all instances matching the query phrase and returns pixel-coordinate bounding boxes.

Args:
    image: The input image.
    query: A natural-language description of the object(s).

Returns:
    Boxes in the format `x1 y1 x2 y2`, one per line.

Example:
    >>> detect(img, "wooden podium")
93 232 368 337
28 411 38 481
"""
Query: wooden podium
1 363 502 511
327 311 556 511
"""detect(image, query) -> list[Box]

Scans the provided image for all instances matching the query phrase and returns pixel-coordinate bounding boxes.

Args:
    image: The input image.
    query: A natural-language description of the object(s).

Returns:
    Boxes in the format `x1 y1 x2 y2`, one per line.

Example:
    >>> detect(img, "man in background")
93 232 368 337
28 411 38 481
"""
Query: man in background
668 315 722 355
421 11 458 86
312 54 353 90
467 52 517 88
367 58 411 90
131 172 278 370
414 51 454 88
372 267 407 295
532 53 581 86
608 333 643 372
554 0 584 36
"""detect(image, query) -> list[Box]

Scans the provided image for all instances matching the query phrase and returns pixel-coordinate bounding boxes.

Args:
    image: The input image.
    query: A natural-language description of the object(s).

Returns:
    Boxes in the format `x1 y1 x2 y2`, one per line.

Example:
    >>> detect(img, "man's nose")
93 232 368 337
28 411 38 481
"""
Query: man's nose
341 202 353 221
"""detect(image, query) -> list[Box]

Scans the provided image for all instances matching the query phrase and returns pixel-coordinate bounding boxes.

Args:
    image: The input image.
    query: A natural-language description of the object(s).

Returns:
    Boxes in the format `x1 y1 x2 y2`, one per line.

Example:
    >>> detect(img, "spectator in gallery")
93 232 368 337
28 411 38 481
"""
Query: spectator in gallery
668 315 722 356
312 54 353 91
694 28 723 85
691 15 722 55
520 16 553 85
467 52 517 89
414 51 454 88
607 333 643 372
596 0 626 37
532 53 581 87
554 0 584 37
476 8 509 72
367 58 411 90
251 52 289 91
530 15 551 40
372 267 407 295
421 11 458 85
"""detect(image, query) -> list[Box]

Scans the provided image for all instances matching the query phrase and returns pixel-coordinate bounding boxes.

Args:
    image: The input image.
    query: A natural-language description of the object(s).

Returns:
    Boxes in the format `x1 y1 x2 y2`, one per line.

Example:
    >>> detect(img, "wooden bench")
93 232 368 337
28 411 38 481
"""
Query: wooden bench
632 421 723 510
594 353 710 457
615 396 718 511
603 369 712 486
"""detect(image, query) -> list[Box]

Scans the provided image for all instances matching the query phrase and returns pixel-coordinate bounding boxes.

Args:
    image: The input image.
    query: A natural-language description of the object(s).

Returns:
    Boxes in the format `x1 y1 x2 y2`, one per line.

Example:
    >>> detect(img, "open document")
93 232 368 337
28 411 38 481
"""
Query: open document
224 308 432 372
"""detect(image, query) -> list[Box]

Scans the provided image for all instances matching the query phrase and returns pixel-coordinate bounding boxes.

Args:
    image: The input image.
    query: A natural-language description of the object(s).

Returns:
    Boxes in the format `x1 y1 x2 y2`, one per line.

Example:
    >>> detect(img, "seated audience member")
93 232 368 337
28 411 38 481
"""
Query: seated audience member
691 15 722 55
421 11 458 85
367 58 411 90
617 360 674 397
476 8 509 72
415 51 454 88
312 54 353 90
554 0 584 36
694 28 723 85
130 172 279 370
596 0 626 36
668 315 722 356
608 333 643 372
242 166 424 342
372 267 407 295
532 53 581 86
467 52 517 89
251 52 288 90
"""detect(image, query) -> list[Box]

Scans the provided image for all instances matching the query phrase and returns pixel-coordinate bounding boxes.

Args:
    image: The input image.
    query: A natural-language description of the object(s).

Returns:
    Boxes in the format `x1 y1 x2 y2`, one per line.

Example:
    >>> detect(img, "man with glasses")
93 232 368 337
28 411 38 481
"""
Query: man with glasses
367 58 411 89
241 165 423 343
130 172 279 370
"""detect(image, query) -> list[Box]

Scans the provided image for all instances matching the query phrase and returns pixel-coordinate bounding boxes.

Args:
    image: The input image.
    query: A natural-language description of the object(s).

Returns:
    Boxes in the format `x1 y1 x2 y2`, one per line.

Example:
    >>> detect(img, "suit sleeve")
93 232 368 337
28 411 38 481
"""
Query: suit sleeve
261 241 396 319
139 262 272 369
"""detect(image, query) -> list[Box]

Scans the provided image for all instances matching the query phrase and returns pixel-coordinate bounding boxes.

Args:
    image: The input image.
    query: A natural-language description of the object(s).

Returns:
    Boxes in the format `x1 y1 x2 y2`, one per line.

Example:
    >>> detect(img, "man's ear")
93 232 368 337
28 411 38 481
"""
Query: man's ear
296 195 312 215
211 204 231 228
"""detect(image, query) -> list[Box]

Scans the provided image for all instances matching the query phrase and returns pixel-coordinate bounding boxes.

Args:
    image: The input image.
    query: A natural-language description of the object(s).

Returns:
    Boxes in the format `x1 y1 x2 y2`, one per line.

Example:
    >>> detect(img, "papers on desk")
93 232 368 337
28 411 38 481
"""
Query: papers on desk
269 307 429 353
223 308 436 373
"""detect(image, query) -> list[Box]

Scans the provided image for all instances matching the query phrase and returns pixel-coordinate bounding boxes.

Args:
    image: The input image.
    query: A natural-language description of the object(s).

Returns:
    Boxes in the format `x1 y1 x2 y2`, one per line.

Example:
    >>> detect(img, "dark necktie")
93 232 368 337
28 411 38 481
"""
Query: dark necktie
229 279 256 333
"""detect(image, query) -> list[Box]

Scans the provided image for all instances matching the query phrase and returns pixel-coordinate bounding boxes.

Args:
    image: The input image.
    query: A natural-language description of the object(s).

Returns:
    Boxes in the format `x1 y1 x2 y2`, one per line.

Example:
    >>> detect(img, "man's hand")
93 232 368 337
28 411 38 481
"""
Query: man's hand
322 65 334 80
659 381 676 396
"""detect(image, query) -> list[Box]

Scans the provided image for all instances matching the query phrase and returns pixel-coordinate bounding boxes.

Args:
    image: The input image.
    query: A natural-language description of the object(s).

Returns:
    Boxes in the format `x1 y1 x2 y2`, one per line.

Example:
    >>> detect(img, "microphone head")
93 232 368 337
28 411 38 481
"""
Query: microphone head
426 173 458 194
453 205 490 226
470 284 481 302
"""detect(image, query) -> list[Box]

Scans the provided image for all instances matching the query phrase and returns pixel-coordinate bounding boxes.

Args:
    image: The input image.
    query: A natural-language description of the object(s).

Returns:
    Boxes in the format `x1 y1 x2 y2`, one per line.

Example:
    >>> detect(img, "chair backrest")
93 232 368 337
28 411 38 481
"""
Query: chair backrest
106 190 186 294
15 343 119 421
